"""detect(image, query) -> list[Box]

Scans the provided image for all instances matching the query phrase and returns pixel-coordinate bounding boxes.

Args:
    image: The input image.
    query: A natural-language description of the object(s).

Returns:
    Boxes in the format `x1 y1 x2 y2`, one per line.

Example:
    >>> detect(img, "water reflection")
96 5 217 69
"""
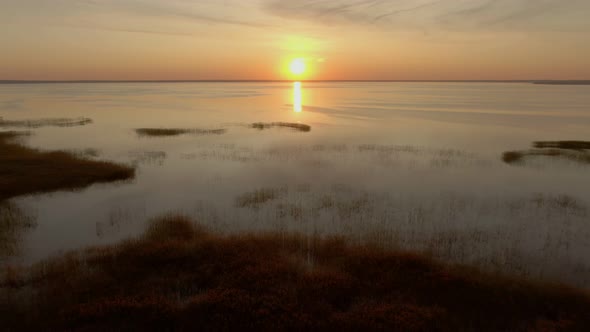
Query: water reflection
3 82 590 288
293 81 302 113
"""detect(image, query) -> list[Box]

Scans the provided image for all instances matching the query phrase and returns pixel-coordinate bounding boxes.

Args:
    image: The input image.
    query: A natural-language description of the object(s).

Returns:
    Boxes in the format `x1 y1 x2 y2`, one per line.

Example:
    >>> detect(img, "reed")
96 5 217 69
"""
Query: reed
1 215 589 331
0 117 92 128
135 128 226 137
0 131 135 201
250 122 311 132
533 141 590 150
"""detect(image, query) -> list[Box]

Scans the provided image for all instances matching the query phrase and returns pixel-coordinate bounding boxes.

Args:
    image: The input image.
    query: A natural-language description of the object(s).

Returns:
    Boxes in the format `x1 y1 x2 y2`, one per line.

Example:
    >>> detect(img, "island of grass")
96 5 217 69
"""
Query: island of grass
503 141 590 165
0 131 134 201
0 117 92 128
2 215 589 331
135 128 226 137
533 80 590 85
250 122 311 132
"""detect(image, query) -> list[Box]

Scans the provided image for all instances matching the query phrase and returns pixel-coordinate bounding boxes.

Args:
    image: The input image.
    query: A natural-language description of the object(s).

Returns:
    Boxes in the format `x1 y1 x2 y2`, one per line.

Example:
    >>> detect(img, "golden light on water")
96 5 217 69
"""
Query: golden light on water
293 81 302 113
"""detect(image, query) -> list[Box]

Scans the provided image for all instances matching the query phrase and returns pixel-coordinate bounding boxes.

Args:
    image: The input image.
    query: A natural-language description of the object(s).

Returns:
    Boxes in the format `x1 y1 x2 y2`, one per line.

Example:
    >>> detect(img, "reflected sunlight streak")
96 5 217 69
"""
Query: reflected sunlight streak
293 81 302 113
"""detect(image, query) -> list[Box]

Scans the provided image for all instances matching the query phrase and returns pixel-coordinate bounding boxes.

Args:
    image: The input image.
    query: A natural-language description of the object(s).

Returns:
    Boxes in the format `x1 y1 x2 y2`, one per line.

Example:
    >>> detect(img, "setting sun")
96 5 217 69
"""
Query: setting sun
289 59 306 76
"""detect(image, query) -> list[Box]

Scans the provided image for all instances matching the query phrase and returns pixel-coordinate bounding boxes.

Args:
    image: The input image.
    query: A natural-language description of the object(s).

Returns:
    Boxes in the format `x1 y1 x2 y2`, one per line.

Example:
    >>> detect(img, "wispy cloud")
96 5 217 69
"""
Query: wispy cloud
80 0 272 29
263 0 590 32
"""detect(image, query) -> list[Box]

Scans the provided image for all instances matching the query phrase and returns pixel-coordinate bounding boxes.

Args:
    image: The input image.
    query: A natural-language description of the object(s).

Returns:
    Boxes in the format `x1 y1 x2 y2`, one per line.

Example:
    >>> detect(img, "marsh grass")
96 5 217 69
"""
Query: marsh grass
533 141 590 150
0 202 36 257
191 143 486 169
250 122 311 132
135 128 226 137
502 149 590 165
503 140 590 165
128 150 167 166
0 131 135 201
235 187 287 208
1 215 589 331
0 117 92 128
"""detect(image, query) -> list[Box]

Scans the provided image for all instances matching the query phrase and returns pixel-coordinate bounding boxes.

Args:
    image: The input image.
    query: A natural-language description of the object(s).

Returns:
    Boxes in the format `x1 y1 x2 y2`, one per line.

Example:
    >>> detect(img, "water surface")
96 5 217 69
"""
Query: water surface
1 82 590 287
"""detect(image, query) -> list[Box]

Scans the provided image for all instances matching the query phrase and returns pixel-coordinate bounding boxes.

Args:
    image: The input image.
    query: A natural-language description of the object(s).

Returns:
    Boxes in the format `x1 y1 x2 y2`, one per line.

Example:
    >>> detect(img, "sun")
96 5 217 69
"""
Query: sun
289 59 306 76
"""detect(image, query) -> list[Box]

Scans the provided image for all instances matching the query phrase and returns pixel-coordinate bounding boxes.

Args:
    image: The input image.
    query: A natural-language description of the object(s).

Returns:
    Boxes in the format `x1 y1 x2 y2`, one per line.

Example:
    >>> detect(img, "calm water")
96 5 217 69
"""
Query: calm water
1 82 590 287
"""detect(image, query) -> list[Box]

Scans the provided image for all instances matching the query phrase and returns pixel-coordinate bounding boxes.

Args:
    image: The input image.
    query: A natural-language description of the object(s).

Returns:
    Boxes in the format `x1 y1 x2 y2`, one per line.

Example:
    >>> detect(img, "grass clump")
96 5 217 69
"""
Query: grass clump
503 149 590 165
250 122 311 132
235 187 286 208
502 151 525 163
0 131 135 201
135 128 226 137
0 202 36 256
0 117 92 128
1 215 590 331
533 141 590 150
503 140 590 165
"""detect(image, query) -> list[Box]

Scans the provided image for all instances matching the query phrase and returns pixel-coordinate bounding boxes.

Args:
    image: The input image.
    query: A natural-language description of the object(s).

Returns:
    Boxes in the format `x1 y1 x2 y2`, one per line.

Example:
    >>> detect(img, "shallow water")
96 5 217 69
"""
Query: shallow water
1 82 590 287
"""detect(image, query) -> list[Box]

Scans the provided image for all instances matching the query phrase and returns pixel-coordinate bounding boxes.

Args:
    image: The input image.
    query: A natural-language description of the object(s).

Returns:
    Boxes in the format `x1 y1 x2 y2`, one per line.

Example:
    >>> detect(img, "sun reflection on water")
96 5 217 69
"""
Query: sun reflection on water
293 81 302 113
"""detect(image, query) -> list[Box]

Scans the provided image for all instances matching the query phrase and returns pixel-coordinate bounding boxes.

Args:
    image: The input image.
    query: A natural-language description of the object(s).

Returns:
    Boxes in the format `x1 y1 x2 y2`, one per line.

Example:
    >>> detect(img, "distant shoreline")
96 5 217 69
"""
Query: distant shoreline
1 80 589 85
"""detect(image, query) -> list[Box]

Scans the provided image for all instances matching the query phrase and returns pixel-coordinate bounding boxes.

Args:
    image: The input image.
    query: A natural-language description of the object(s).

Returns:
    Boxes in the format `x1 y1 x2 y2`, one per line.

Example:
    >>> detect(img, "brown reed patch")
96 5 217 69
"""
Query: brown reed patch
503 140 590 165
135 128 226 137
533 141 590 150
1 215 589 331
503 149 590 165
0 131 135 201
250 122 311 132
0 117 92 128
0 202 36 256
235 187 287 208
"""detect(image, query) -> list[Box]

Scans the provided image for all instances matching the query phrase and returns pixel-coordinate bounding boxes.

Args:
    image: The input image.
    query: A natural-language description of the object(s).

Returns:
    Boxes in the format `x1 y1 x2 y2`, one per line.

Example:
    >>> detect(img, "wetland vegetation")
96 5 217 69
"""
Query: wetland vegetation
0 130 135 258
2 215 589 331
0 132 135 201
503 141 590 165
0 117 92 128
135 128 226 137
250 122 311 132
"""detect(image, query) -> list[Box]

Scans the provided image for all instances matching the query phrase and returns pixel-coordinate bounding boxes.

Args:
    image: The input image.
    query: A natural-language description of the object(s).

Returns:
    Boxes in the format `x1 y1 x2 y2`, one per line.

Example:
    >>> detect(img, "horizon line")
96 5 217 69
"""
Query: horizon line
1 79 589 85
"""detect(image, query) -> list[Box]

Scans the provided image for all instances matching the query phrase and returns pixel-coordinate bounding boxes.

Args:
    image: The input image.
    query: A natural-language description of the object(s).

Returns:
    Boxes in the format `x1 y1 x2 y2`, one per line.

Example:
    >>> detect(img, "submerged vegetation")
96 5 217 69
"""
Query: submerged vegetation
135 128 226 137
1 215 589 331
503 141 590 165
250 122 311 132
0 117 92 128
0 131 135 201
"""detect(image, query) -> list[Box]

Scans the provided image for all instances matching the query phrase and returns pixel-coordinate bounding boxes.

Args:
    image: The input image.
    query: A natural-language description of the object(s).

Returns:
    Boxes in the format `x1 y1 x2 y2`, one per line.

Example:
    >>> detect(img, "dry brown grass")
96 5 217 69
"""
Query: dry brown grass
0 131 135 201
1 215 589 331
503 140 590 165
0 117 92 128
235 187 287 208
533 141 590 150
135 128 226 137
250 122 311 132
0 202 36 256
502 149 590 165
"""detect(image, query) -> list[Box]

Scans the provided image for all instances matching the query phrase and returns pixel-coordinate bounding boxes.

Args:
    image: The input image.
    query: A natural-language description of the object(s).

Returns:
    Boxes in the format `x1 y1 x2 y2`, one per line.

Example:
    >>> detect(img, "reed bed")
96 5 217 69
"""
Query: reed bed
135 128 226 137
0 117 92 128
250 122 311 132
0 202 36 256
1 215 589 331
533 141 590 150
503 140 590 165
0 131 134 201
503 149 590 165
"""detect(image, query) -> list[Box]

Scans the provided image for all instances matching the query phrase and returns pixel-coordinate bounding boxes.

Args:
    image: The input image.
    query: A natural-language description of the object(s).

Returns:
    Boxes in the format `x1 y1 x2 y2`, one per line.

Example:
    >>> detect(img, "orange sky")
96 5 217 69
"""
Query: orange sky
1 0 589 80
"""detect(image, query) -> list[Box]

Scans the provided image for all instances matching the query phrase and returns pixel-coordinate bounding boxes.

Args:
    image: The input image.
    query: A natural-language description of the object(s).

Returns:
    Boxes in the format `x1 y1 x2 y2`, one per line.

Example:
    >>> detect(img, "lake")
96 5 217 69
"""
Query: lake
1 82 590 287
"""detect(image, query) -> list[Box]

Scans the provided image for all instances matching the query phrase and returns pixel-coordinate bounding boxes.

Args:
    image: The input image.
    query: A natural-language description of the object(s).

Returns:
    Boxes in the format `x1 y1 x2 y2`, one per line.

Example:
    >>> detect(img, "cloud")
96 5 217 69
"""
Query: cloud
263 0 590 32
79 0 272 29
